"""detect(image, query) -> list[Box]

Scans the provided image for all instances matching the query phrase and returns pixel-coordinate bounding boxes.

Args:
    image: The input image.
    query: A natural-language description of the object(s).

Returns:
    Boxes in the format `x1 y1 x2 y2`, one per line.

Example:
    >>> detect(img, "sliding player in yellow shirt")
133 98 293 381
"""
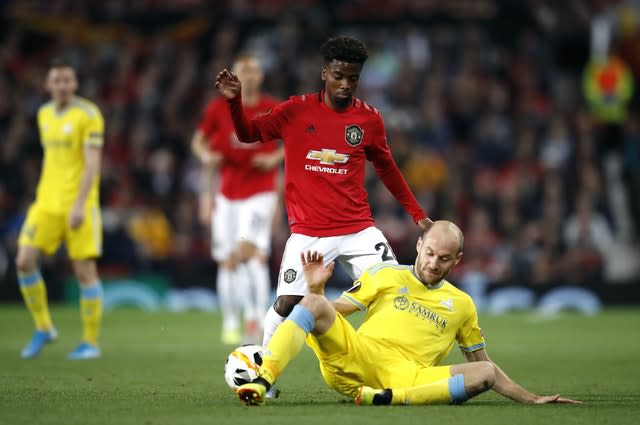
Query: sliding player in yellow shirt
16 59 104 360
237 221 581 406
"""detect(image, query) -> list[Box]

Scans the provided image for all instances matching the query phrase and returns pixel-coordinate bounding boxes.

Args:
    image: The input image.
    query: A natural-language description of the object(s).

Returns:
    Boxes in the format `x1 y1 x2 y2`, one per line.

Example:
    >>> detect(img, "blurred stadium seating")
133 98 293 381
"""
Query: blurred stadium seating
1 0 639 309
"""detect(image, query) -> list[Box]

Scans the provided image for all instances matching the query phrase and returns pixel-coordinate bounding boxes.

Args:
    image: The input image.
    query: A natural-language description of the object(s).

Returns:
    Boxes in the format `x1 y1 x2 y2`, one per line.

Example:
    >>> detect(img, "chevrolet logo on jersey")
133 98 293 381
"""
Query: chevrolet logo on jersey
306 149 350 165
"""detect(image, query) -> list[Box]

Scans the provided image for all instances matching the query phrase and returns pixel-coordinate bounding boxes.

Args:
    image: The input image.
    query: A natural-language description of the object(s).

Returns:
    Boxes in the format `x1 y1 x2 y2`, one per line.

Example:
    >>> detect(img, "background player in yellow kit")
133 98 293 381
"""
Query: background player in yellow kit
237 221 581 406
16 59 105 360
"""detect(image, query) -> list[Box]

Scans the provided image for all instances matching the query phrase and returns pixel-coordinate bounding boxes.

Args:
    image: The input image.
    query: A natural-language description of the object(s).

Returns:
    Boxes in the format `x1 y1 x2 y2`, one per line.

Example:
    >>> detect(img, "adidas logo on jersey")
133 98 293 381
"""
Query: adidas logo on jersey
440 298 454 311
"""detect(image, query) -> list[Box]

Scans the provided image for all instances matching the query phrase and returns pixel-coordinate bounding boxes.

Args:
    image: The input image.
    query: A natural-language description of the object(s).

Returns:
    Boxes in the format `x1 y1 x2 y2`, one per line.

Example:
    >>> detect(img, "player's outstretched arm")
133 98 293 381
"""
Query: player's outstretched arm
216 69 262 143
464 349 582 404
368 142 427 226
300 251 334 296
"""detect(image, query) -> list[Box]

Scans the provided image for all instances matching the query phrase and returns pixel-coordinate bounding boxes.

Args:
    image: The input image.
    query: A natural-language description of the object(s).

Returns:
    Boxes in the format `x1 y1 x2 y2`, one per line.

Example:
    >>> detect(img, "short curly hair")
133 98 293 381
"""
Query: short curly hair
320 36 368 65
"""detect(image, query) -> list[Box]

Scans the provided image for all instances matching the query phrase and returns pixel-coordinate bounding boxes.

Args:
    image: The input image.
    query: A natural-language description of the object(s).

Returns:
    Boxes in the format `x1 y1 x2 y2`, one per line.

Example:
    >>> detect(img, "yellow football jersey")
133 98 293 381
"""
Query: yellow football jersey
340 263 485 368
35 96 104 213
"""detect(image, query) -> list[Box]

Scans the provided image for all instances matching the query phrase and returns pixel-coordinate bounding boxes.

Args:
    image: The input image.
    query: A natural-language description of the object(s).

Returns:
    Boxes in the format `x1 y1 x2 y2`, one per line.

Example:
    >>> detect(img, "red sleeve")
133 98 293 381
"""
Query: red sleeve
227 96 289 143
366 115 428 223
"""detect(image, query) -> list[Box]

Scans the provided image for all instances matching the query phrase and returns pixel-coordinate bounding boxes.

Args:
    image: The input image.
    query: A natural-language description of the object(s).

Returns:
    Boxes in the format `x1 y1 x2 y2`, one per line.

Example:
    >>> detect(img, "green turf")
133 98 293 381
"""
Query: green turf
1 305 639 425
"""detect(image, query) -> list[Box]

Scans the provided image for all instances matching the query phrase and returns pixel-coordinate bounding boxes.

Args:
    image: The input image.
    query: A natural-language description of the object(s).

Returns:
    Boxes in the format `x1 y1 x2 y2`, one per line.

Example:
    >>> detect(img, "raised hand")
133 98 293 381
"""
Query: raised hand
300 251 335 295
215 69 241 99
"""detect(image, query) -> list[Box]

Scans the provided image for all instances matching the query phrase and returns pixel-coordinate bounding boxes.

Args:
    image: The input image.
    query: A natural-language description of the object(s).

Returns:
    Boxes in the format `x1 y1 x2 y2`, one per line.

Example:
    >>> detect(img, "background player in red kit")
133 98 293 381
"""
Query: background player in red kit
192 54 283 345
215 36 432 367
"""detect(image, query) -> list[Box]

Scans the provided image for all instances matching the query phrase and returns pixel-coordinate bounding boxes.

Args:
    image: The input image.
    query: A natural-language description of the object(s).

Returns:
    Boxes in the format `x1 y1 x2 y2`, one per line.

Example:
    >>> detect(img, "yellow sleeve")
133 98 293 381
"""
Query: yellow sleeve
338 267 383 312
83 104 104 148
456 298 486 353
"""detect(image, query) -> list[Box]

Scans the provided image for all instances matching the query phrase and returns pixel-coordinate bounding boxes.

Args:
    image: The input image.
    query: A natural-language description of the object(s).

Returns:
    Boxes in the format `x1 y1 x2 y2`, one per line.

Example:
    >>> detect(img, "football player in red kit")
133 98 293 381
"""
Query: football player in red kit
193 54 283 345
215 37 432 388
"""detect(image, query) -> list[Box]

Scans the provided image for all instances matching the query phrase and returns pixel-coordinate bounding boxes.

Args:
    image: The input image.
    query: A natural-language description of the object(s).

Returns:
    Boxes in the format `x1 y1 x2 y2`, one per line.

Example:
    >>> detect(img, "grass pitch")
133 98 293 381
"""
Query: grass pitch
1 305 639 425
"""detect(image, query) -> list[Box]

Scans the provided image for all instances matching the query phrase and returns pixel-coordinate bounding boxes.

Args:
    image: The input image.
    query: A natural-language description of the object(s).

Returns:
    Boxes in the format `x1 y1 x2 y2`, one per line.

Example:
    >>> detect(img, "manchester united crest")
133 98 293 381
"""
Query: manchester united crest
283 269 297 283
345 125 363 147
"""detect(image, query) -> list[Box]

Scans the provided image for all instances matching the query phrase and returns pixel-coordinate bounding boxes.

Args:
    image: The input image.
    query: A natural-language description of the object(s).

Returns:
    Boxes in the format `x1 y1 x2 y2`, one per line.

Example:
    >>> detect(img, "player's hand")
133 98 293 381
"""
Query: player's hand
417 218 433 232
533 394 582 404
300 251 335 295
252 152 281 171
200 150 221 167
69 203 85 229
215 69 241 99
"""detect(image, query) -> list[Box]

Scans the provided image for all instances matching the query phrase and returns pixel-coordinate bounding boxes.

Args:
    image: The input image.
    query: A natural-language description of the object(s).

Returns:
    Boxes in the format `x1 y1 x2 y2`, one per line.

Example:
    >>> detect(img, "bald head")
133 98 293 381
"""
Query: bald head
414 220 464 286
422 220 464 255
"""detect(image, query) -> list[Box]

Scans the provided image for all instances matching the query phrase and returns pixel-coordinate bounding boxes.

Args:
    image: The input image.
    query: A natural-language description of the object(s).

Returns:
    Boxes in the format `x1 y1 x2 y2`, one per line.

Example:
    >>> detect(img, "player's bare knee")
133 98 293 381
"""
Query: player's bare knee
15 250 36 274
72 260 98 285
475 361 496 392
234 241 257 263
273 295 303 316
300 294 330 318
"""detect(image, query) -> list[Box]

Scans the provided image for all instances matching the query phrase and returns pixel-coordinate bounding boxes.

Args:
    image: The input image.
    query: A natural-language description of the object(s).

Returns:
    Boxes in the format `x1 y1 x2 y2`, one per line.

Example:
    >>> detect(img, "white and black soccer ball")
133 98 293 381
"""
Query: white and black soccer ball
224 344 263 390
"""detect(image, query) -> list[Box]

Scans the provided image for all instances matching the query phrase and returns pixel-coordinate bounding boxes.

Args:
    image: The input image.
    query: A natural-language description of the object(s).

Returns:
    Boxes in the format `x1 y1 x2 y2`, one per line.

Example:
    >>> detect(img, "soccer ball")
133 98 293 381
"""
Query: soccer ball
224 344 263 390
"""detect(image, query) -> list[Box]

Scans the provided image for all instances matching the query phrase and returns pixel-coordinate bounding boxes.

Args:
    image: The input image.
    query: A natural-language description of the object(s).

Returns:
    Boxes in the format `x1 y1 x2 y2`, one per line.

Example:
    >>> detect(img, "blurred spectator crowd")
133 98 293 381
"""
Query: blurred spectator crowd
1 0 640 301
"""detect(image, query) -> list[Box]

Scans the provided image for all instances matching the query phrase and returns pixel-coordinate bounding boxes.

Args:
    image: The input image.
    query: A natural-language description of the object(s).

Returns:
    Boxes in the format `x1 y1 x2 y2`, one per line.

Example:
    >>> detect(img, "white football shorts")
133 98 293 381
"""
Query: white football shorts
276 226 398 297
211 191 277 261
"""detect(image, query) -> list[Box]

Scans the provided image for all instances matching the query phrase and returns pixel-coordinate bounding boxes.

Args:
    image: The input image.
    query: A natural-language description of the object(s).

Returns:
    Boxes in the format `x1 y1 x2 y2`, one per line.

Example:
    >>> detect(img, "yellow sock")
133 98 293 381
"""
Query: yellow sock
391 377 454 405
259 305 313 385
80 282 103 345
19 271 53 331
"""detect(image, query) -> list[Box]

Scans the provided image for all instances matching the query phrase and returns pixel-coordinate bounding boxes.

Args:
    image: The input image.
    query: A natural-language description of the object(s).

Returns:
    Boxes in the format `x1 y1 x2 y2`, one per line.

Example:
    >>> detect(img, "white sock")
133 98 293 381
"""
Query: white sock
262 305 286 346
217 267 238 332
234 264 256 324
246 258 271 324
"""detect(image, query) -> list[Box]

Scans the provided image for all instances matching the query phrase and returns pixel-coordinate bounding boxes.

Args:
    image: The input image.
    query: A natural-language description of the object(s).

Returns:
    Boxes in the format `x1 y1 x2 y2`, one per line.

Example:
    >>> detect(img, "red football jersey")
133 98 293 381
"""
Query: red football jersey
198 96 280 200
228 91 427 237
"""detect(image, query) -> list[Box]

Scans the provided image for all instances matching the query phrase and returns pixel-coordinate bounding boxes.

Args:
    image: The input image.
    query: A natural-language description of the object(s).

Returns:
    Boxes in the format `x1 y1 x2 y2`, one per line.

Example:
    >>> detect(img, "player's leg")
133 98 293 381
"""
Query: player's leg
259 234 340 398
447 361 496 399
234 192 276 343
66 206 103 360
217 262 241 345
262 233 340 345
262 293 337 380
68 259 102 359
232 249 269 344
212 194 242 345
338 227 398 280
237 293 339 405
16 205 61 358
358 362 496 406
245 255 270 339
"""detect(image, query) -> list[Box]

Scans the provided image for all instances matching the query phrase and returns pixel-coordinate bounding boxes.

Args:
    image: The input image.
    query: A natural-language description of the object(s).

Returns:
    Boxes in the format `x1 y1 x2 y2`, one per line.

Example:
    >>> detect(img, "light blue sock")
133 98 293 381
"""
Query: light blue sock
448 374 468 404
287 304 314 333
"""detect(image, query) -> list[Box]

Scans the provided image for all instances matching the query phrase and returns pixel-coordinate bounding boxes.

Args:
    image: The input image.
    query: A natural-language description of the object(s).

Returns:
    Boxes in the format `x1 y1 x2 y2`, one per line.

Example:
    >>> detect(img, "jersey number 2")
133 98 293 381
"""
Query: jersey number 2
375 242 396 262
